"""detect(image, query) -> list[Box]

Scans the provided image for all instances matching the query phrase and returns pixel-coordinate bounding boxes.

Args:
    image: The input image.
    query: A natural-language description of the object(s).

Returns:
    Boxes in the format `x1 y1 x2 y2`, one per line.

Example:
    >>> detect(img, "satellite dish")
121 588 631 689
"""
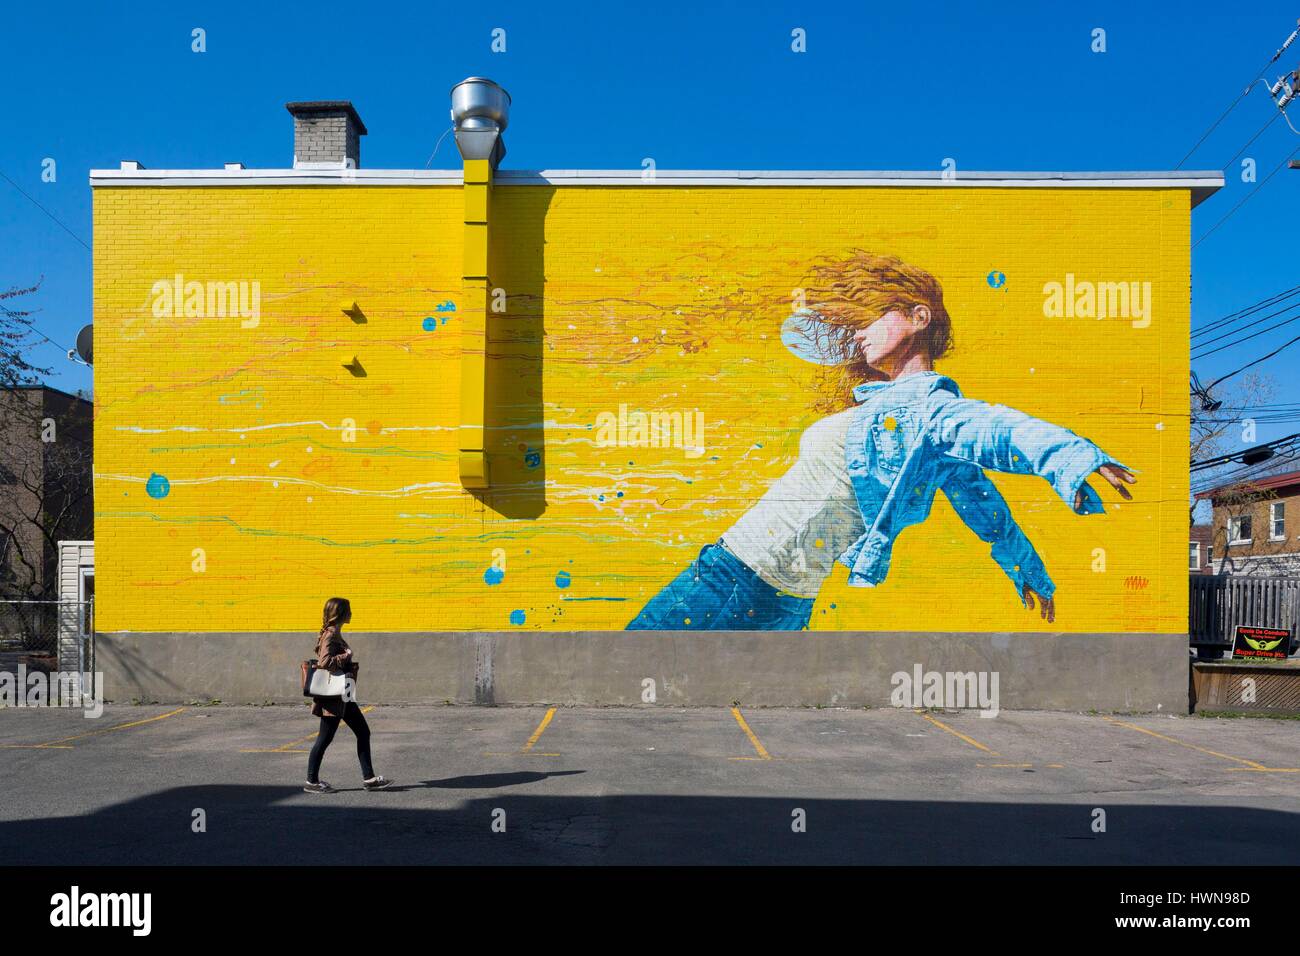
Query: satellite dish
75 324 92 365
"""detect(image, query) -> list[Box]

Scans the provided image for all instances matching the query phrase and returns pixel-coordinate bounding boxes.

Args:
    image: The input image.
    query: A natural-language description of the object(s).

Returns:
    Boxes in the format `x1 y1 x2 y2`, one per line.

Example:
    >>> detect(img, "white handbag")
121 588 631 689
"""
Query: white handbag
306 668 349 697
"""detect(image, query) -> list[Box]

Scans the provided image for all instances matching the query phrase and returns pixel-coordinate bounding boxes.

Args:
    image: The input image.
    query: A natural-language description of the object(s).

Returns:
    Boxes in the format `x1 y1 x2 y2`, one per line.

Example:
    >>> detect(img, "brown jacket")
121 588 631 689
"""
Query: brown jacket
310 624 359 718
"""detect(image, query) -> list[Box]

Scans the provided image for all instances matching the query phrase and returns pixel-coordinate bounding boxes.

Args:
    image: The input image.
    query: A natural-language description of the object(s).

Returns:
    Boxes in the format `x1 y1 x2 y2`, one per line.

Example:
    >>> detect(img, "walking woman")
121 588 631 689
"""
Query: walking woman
304 597 392 793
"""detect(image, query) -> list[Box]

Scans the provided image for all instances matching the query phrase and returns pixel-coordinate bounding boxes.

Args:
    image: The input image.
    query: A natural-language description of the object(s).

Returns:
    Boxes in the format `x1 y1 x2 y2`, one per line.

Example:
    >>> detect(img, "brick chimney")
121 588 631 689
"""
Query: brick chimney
286 101 367 169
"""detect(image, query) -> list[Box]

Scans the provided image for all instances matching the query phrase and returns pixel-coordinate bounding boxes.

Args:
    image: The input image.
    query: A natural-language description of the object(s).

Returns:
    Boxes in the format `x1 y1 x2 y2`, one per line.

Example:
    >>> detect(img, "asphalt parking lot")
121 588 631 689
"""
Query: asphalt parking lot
1 703 1297 864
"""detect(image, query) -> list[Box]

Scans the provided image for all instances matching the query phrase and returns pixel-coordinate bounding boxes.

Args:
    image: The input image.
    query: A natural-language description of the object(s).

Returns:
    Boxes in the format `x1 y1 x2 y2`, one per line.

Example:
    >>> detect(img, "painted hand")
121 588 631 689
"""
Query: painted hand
1074 463 1136 511
1022 586 1056 624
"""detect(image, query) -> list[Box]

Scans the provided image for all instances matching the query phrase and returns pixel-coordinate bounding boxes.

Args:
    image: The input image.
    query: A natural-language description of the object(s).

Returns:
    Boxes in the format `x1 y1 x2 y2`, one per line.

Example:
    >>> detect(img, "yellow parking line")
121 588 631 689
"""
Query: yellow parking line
1224 767 1300 773
483 707 561 757
521 708 556 753
241 705 375 753
1103 716 1278 771
730 707 772 760
0 707 186 749
483 752 562 757
915 710 999 756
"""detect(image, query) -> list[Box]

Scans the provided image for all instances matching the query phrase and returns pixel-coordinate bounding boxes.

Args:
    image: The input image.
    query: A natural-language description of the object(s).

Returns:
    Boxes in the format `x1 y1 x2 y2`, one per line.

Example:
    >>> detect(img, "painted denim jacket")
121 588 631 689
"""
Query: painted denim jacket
840 371 1123 598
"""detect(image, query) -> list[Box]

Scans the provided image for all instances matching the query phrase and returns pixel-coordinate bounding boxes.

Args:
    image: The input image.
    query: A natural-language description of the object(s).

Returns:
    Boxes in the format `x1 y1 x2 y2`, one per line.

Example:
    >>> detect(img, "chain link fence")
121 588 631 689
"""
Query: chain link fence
0 600 93 675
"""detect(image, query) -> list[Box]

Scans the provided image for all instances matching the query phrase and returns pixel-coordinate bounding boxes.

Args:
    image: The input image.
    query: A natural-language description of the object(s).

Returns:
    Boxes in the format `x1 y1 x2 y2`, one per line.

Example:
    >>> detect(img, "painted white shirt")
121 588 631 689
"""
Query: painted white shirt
721 409 865 598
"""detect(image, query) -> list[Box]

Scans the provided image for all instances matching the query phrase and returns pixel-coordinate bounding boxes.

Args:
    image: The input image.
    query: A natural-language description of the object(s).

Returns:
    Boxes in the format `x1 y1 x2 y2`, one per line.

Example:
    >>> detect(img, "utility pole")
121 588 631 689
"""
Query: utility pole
1263 19 1300 139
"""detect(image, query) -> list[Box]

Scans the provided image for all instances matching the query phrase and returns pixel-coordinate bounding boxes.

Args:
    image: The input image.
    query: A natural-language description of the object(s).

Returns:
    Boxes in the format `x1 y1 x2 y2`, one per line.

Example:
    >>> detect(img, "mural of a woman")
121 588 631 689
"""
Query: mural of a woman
625 251 1136 631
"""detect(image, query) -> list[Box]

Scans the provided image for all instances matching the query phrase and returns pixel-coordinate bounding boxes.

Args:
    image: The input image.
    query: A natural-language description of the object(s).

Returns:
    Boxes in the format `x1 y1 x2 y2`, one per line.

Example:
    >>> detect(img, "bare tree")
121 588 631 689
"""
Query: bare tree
1191 371 1300 575
0 279 54 388
0 281 92 659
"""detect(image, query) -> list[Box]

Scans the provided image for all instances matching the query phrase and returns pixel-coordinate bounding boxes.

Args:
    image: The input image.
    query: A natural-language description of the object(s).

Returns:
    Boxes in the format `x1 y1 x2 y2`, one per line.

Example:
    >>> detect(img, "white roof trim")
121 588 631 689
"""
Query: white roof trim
89 167 1224 203
90 168 463 186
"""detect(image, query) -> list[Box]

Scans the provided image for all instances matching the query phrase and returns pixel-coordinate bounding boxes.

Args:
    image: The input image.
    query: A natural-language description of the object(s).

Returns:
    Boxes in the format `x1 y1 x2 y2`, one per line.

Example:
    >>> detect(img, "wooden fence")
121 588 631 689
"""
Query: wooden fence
1189 574 1300 651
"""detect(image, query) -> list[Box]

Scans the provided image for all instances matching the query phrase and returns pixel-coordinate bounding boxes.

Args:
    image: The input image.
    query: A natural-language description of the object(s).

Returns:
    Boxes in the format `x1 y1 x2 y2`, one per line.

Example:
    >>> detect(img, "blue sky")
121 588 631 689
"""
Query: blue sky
2 0 1297 429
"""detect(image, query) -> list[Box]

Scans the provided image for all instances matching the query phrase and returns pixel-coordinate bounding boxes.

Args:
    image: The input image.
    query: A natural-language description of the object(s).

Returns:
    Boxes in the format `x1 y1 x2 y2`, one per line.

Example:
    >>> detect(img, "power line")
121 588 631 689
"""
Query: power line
0 283 75 357
1223 111 1281 170
1192 291 1300 346
1194 142 1300 248
1177 22 1300 168
0 173 89 358
1193 448 1300 493
1178 89 1258 170
1192 302 1300 358
1192 283 1300 337
0 170 90 252
1202 328 1300 394
1192 434 1300 473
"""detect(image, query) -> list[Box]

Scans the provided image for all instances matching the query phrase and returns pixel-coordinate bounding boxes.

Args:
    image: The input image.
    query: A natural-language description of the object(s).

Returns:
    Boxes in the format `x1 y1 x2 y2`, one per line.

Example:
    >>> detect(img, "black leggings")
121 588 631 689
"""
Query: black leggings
307 702 375 783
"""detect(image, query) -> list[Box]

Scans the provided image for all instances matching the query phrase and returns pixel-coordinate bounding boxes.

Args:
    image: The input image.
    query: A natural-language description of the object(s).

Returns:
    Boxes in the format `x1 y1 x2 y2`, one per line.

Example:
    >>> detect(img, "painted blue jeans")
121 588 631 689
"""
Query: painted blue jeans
626 542 815 631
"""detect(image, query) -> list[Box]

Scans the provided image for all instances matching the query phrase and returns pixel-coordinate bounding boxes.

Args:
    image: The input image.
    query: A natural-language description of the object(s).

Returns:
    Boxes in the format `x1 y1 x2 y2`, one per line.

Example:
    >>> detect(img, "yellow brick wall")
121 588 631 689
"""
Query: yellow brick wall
93 183 1190 633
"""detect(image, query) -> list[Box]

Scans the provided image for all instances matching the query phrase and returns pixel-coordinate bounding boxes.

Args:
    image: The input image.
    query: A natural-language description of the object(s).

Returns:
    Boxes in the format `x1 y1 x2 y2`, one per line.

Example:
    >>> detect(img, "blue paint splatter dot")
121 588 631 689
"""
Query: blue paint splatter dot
555 571 571 589
598 494 605 502
422 317 438 331
524 448 541 469
987 271 1006 289
616 491 623 498
830 603 837 609
145 473 170 499
484 567 504 585
509 609 526 625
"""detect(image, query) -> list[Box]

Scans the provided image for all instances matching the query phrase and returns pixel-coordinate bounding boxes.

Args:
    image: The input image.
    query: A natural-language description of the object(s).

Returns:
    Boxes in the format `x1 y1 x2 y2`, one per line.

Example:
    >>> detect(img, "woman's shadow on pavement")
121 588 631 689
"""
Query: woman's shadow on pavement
388 770 586 791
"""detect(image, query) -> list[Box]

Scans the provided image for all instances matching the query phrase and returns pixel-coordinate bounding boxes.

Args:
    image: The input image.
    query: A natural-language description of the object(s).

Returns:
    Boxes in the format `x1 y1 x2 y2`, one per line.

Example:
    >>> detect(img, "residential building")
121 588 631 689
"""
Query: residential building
1189 523 1213 574
1196 469 1300 576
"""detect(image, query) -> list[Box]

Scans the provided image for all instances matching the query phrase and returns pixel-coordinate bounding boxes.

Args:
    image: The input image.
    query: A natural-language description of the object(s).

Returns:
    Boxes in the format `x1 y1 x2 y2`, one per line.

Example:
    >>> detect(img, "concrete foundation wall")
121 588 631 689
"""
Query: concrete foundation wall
96 631 1190 713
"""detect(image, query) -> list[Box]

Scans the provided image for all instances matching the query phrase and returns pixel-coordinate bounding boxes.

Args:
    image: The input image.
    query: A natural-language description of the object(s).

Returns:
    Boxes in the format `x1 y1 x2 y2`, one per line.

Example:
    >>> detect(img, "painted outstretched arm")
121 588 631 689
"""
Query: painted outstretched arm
924 394 1135 514
941 466 1056 621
